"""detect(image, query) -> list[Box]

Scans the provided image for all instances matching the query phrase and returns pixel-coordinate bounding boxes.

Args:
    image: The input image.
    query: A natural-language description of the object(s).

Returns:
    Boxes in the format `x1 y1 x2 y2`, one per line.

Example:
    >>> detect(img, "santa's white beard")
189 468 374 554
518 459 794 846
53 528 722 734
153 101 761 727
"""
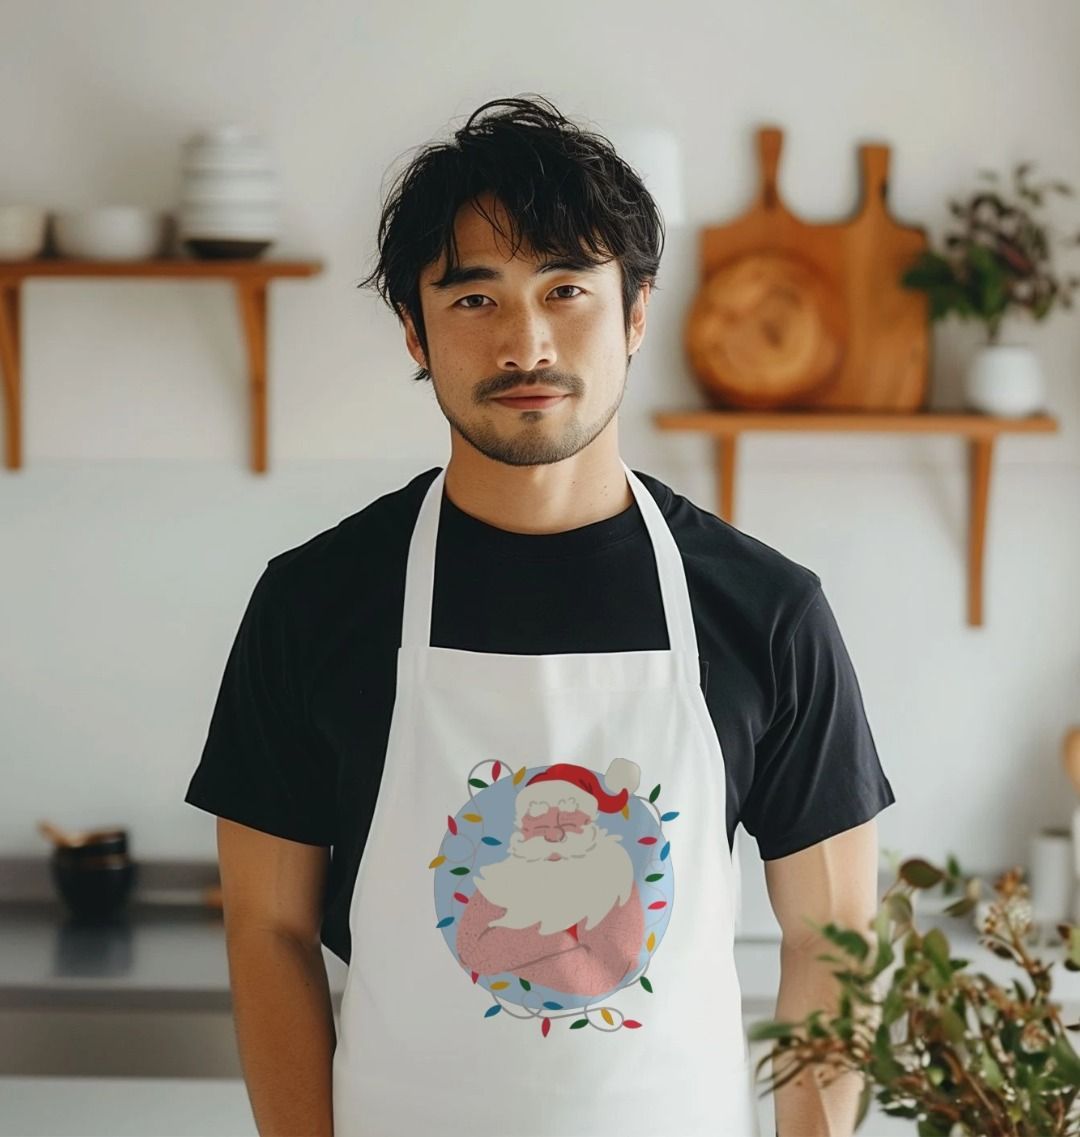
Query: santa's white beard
474 822 635 936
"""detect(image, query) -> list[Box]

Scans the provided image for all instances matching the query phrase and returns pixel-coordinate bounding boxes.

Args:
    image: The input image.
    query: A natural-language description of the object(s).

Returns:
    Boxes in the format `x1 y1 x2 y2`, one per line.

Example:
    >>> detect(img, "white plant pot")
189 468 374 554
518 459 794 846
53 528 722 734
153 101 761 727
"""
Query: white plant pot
963 343 1046 417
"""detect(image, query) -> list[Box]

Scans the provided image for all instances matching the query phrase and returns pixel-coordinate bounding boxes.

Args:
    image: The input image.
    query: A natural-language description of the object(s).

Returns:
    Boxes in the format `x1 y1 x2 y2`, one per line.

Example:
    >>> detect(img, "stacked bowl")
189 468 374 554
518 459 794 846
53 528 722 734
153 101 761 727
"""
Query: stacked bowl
178 124 280 259
39 822 137 922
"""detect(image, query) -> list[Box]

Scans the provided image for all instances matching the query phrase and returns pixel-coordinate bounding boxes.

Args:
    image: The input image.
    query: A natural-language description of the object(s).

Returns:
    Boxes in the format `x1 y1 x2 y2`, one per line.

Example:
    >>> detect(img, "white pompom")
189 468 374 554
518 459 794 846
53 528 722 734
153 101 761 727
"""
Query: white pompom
604 757 641 795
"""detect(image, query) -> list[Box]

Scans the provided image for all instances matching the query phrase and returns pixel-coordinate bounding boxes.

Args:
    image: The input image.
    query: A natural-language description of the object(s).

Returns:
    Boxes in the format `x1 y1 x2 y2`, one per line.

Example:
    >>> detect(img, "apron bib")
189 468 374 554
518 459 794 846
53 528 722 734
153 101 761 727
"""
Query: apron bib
332 462 761 1137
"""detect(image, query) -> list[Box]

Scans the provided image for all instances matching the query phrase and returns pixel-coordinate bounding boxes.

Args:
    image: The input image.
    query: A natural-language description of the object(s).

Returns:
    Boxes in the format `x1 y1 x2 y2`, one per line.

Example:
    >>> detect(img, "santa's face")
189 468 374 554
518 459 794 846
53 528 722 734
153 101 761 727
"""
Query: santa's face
473 799 635 935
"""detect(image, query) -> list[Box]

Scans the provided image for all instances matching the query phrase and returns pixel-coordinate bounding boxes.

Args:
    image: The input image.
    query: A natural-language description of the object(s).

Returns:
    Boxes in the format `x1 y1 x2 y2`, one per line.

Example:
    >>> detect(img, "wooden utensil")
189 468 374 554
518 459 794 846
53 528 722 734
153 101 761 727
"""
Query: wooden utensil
1063 726 1080 798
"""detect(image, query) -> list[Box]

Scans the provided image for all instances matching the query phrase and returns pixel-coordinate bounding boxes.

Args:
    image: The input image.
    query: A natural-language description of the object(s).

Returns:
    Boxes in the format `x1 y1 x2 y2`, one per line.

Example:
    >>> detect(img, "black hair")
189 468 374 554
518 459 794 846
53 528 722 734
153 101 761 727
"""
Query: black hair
355 93 666 383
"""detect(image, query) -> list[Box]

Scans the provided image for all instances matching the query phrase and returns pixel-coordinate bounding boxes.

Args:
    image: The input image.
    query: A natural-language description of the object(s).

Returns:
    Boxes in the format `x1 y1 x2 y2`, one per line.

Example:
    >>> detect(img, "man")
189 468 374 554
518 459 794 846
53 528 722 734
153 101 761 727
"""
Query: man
185 94 895 1137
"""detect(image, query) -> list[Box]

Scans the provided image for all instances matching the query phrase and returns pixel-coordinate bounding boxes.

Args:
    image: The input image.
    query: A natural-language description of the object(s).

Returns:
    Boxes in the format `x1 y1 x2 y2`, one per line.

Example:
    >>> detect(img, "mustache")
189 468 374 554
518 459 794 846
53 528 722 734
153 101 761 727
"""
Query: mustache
476 372 583 401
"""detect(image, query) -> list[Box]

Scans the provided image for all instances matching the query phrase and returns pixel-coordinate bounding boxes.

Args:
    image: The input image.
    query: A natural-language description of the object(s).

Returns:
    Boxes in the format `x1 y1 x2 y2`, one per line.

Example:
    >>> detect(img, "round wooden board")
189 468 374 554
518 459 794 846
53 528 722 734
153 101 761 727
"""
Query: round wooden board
685 250 846 408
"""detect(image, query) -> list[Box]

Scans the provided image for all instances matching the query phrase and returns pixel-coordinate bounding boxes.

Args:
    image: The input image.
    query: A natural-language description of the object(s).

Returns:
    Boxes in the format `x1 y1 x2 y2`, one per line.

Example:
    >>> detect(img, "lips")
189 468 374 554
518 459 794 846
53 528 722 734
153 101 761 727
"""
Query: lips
492 393 569 409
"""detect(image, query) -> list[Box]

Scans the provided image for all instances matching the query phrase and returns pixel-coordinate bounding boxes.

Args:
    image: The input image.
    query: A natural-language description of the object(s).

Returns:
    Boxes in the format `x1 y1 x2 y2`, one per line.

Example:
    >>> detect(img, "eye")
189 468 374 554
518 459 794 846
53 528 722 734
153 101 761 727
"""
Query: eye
527 800 548 817
558 797 578 813
451 284 585 309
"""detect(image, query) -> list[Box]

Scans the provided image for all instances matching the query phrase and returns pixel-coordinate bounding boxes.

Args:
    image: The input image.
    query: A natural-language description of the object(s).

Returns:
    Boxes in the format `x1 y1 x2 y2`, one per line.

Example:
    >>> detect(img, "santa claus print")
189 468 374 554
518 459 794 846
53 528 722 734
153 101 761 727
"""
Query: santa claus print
430 756 678 1033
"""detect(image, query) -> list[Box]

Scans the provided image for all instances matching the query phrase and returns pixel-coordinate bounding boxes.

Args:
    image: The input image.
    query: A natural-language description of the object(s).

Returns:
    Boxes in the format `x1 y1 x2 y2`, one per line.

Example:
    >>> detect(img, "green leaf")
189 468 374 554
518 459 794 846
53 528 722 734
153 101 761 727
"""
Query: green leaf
871 937 895 978
923 928 954 984
746 1019 799 1041
822 923 870 961
886 893 913 926
1048 1035 1080 1084
942 897 976 918
900 859 944 888
872 1022 905 1082
648 784 661 803
980 1049 1004 1089
881 987 906 1027
939 1005 967 1044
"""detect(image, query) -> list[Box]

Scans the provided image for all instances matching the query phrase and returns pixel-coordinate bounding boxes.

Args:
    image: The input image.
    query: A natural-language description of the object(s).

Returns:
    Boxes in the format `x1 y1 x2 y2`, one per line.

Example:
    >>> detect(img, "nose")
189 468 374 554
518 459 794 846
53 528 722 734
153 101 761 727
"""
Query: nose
496 306 556 373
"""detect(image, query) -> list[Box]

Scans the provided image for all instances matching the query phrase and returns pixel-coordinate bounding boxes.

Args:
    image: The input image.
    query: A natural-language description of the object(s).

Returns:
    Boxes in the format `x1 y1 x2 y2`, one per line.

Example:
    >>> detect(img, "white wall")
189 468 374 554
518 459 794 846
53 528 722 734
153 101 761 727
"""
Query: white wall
2 0 1079 890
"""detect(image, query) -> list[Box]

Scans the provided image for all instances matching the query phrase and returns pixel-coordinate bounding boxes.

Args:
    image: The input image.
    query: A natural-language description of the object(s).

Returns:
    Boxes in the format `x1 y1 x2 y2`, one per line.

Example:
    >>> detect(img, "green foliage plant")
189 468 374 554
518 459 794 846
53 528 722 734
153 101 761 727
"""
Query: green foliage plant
900 163 1080 345
747 854 1080 1136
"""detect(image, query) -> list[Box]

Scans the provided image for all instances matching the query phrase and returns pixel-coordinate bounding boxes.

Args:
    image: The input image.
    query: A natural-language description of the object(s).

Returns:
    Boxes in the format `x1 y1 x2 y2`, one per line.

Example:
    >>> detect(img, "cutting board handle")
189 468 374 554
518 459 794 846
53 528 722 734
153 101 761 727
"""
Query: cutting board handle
858 144 892 214
755 126 784 210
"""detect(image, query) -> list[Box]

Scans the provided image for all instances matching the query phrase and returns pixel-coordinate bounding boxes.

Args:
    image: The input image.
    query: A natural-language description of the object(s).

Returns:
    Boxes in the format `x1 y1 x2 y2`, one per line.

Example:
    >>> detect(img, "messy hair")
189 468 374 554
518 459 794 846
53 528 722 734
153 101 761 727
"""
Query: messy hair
356 93 666 383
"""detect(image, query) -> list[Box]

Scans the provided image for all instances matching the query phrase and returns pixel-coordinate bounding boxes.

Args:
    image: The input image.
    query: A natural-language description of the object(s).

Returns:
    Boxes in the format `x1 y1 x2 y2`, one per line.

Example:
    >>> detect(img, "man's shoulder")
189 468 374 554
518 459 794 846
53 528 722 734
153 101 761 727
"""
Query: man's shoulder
631 467 822 633
265 465 441 590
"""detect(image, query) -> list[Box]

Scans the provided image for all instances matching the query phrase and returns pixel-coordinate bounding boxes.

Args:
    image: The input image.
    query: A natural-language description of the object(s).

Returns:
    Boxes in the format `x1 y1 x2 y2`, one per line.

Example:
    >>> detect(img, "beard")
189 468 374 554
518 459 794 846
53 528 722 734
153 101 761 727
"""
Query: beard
431 366 628 468
473 822 635 936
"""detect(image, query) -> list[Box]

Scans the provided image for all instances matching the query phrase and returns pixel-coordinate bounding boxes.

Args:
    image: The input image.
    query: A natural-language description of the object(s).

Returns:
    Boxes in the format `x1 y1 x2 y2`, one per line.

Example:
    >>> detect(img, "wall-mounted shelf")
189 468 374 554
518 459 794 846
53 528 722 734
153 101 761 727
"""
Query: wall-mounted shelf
0 257 324 473
653 408 1060 627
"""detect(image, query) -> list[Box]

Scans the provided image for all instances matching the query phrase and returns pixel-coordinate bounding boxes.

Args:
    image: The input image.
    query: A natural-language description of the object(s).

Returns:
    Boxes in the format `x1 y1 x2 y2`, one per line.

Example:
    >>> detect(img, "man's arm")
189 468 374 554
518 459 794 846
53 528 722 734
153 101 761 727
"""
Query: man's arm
763 818 880 1137
217 816 336 1137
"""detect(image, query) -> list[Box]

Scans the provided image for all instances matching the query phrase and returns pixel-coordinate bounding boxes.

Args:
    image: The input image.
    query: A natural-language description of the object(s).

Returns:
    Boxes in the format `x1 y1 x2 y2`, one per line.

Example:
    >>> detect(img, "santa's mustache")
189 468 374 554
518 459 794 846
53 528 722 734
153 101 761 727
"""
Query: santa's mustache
507 821 602 862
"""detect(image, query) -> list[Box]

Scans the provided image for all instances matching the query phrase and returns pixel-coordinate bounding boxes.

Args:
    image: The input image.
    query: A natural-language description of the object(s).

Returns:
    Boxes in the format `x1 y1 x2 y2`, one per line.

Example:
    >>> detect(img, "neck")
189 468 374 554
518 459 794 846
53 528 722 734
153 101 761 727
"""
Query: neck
442 422 633 535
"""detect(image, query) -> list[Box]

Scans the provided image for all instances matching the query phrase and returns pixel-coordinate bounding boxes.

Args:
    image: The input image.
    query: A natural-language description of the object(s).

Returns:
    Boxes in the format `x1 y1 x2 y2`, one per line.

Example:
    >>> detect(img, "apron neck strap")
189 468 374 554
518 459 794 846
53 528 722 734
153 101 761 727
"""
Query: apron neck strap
401 461 699 655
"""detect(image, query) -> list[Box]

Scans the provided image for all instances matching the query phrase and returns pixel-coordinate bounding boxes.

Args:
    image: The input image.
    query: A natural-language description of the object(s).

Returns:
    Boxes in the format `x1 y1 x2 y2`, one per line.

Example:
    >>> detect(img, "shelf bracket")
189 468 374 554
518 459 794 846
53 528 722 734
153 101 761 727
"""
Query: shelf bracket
0 282 22 470
234 279 269 474
657 409 1057 629
0 258 320 473
967 436 994 627
714 434 737 523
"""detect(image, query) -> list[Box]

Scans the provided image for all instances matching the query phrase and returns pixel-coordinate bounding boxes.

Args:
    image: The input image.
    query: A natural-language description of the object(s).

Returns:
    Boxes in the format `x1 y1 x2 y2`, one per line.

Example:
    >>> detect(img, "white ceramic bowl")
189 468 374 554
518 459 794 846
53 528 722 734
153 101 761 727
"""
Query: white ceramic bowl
0 204 48 259
54 206 171 260
180 170 281 204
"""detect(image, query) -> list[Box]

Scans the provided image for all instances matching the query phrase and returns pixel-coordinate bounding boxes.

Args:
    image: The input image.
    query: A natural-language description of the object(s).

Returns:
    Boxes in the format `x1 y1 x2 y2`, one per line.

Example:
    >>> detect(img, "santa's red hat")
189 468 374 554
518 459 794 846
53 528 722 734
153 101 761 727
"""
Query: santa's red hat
519 758 641 819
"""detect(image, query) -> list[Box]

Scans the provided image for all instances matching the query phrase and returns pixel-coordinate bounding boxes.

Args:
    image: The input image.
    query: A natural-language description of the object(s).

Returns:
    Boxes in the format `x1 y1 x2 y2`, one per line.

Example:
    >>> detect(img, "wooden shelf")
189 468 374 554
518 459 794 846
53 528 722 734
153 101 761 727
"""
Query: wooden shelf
0 257 324 473
654 408 1060 627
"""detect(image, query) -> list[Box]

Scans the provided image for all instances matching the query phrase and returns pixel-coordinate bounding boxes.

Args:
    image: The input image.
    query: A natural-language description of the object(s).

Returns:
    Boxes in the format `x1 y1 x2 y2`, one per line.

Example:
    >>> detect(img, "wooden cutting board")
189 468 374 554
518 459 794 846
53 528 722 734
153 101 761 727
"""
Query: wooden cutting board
684 126 930 410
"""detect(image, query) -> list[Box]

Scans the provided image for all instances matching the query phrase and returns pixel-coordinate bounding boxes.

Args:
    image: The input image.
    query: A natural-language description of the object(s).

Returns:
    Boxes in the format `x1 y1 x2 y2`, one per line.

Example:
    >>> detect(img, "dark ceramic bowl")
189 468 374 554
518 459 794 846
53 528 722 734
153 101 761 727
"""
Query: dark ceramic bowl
50 854 136 921
182 237 272 260
53 830 128 858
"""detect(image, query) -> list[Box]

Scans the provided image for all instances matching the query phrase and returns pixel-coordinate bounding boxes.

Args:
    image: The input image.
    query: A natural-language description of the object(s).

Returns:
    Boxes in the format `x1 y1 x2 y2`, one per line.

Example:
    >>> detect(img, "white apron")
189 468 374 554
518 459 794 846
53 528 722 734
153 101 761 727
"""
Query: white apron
332 462 761 1137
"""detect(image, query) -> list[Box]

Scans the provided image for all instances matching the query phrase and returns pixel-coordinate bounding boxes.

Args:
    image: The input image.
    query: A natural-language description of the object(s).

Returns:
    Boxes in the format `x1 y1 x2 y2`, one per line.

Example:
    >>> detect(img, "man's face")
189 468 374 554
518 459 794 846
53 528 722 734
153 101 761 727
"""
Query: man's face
403 192 648 467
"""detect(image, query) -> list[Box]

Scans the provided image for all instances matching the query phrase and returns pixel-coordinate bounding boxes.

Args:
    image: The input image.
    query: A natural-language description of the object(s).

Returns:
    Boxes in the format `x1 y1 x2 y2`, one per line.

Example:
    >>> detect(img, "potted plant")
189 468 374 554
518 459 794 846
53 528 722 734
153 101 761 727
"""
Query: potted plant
747 853 1080 1135
900 163 1080 417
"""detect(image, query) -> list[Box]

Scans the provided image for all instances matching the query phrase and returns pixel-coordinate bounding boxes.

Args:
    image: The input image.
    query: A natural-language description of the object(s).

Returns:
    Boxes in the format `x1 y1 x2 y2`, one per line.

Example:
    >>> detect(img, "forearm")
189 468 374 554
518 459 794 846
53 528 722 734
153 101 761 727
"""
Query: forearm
771 939 863 1137
225 929 337 1137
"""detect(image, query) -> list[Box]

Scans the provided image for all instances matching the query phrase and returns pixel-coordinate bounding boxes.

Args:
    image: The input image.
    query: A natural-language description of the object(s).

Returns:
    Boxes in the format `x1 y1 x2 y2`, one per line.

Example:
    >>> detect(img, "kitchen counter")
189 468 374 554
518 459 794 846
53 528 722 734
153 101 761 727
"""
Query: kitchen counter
1 881 1075 1137
2 889 1076 1018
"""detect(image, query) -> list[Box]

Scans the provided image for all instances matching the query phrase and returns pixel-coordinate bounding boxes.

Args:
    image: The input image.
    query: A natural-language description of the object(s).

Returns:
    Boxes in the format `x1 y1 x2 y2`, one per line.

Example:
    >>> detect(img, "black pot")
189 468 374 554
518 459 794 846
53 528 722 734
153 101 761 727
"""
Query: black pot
50 853 137 921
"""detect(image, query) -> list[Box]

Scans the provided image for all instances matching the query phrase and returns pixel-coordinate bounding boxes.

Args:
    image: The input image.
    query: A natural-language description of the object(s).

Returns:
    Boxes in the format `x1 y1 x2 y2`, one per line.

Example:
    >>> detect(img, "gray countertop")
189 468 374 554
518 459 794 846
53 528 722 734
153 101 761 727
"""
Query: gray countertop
2 855 1076 1021
2 892 1076 1020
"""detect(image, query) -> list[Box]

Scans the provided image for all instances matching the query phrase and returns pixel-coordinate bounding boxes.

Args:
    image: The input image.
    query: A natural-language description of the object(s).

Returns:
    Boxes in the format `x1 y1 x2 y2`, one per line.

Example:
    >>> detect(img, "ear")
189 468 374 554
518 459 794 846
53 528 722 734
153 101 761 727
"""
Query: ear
399 306 429 371
628 283 650 355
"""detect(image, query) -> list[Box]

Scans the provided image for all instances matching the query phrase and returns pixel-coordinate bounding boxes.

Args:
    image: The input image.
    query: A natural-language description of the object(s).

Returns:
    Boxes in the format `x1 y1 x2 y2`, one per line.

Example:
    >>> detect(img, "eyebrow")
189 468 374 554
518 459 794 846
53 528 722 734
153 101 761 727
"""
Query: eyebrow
427 256 602 292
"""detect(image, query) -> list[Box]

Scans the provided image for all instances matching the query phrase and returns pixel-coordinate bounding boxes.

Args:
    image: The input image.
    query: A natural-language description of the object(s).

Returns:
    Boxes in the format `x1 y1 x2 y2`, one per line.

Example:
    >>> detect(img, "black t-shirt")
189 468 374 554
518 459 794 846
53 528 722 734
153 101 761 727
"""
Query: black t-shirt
184 465 895 965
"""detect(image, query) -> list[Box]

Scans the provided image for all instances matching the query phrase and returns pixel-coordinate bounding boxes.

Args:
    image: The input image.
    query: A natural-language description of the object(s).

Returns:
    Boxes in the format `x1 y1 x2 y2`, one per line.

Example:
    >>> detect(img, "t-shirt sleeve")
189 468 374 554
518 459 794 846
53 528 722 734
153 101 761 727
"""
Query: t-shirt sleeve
740 583 895 861
184 563 336 847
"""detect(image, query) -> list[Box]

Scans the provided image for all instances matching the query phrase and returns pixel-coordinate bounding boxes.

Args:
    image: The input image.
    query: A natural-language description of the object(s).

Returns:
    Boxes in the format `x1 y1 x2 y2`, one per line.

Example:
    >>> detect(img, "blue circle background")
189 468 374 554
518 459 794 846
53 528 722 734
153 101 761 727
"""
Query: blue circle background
434 765 675 1011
